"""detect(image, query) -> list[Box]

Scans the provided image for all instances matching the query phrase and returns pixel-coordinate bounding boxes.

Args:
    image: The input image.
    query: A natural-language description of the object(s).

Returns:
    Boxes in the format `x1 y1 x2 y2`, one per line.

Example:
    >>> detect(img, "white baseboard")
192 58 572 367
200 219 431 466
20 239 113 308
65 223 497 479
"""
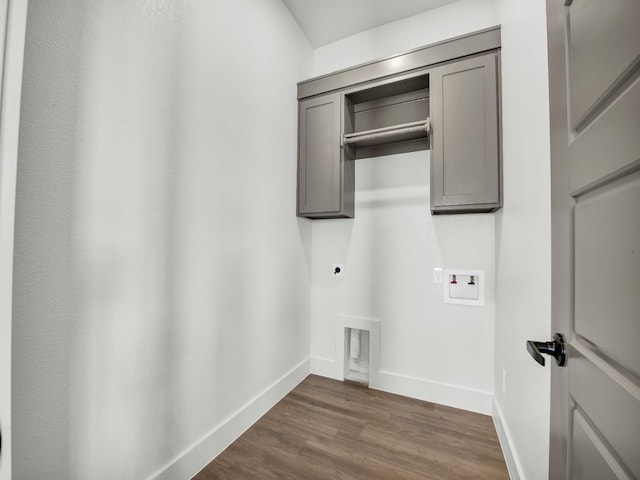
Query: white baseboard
375 370 493 415
147 358 311 480
493 397 524 480
310 357 492 415
310 356 341 380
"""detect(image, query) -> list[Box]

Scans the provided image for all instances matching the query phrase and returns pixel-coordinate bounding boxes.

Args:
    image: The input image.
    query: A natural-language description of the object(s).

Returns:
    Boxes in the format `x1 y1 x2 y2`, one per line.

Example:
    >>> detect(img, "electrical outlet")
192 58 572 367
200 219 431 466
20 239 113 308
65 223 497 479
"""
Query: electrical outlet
502 369 507 394
433 267 443 284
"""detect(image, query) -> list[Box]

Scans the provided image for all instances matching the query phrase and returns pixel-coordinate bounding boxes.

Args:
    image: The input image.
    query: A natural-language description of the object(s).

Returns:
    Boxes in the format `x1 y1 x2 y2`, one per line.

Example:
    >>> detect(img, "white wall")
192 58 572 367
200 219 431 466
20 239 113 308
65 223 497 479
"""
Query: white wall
0 3 28 480
12 0 553 478
313 0 497 76
12 1 312 479
492 1 552 479
308 0 500 414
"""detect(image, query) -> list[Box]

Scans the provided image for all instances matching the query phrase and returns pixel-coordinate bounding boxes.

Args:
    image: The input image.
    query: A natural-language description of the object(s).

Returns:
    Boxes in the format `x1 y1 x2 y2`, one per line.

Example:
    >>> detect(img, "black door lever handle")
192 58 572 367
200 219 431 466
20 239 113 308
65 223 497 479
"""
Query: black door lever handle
526 333 567 367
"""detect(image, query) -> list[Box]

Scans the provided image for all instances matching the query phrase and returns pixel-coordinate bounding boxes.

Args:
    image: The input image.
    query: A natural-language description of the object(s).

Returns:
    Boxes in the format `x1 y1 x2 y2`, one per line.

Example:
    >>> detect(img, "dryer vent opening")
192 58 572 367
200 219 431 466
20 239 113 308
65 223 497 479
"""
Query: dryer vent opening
344 327 369 385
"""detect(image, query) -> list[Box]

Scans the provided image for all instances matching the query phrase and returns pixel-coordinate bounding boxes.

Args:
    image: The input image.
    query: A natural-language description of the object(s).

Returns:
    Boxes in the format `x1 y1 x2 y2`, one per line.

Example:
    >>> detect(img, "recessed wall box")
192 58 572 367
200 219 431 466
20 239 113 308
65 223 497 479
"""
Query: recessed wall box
444 269 485 306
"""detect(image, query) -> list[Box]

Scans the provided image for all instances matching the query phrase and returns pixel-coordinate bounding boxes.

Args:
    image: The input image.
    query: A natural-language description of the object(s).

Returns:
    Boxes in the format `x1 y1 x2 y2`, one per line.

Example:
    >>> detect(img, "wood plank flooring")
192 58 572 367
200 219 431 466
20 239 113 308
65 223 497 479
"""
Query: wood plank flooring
193 375 509 479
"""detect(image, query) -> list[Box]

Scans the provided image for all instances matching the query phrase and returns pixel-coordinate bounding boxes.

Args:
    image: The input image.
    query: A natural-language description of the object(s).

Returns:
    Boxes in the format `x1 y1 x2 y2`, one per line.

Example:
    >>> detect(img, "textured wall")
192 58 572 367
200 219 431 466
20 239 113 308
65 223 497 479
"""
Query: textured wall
0 3 29 480
12 1 311 478
493 0 552 478
313 0 497 76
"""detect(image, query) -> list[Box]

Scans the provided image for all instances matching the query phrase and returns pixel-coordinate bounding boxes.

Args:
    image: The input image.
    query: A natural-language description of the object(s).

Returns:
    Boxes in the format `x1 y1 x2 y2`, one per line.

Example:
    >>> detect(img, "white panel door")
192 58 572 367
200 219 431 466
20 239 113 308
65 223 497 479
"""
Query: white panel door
546 0 640 478
0 1 29 479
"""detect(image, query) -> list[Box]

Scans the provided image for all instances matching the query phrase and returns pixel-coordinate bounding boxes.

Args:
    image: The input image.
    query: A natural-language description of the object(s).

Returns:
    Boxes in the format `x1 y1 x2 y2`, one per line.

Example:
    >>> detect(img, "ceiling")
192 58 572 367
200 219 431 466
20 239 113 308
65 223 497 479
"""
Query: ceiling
282 0 460 48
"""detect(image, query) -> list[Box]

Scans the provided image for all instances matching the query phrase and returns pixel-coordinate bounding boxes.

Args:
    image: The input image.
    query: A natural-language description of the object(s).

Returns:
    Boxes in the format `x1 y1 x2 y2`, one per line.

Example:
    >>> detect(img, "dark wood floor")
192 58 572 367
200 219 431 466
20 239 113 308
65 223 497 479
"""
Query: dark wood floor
194 375 509 479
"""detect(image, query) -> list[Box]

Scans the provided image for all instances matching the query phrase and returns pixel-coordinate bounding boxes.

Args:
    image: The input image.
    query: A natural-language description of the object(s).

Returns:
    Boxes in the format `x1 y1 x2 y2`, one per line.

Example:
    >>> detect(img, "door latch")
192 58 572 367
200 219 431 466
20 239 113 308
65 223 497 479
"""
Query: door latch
527 333 567 367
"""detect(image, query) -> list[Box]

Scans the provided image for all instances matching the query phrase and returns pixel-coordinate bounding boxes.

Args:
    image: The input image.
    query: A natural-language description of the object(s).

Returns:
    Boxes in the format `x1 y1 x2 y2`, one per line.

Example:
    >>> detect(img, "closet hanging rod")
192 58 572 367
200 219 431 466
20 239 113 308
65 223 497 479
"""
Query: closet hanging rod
342 118 430 148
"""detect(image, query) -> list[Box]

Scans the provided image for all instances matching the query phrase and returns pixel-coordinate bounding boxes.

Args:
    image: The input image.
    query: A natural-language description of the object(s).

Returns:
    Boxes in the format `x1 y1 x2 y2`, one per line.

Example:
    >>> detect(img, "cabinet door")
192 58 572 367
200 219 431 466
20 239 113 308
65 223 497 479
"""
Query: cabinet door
297 93 354 218
430 52 500 213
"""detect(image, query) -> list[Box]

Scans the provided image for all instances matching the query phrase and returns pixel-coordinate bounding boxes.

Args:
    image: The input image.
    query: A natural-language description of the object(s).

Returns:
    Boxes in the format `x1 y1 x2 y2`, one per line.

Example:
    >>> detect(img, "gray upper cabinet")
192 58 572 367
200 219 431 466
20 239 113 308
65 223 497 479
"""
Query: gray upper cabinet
430 52 501 214
297 93 354 218
296 27 502 219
